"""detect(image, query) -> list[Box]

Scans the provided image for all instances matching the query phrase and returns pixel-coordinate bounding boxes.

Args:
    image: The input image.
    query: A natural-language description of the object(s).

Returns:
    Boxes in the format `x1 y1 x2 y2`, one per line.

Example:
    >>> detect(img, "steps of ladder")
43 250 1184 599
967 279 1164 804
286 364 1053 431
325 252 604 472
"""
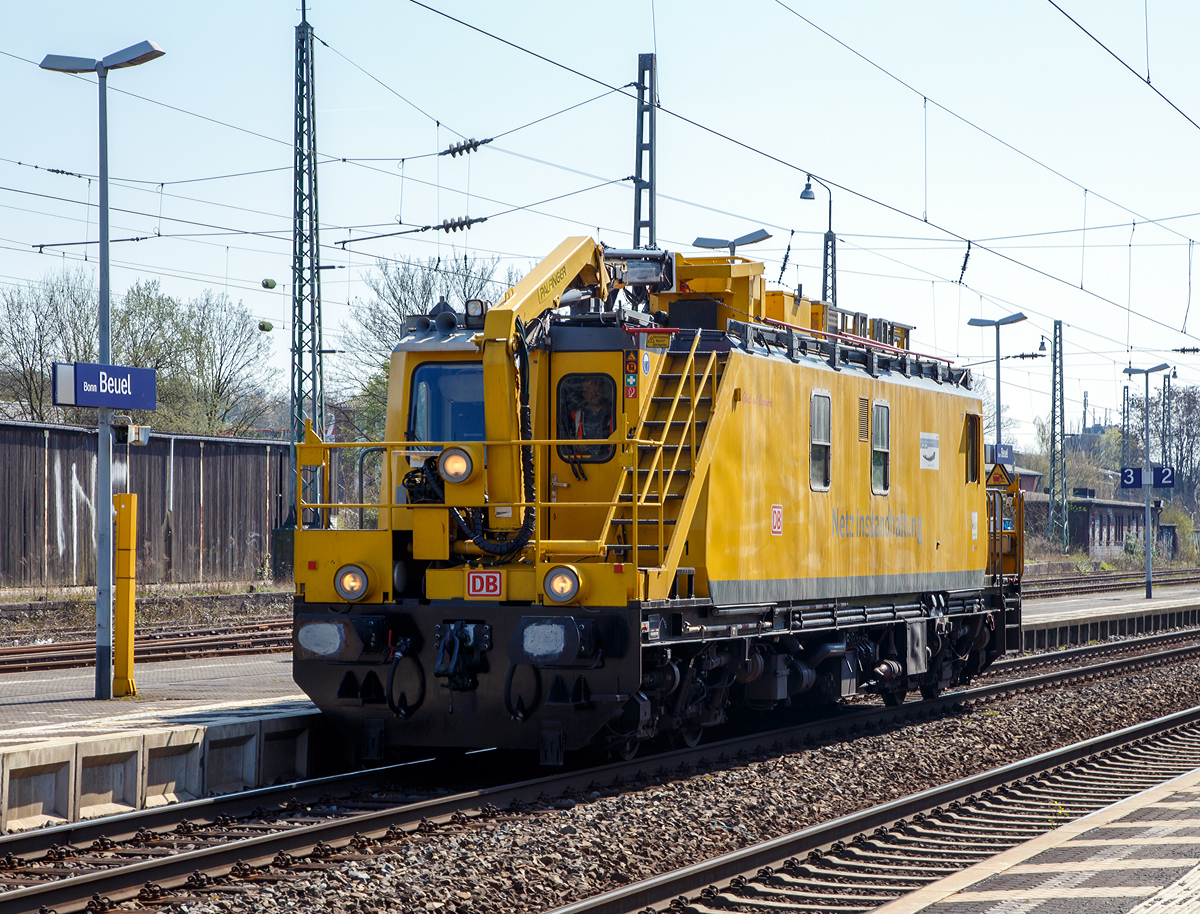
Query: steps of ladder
643 419 709 429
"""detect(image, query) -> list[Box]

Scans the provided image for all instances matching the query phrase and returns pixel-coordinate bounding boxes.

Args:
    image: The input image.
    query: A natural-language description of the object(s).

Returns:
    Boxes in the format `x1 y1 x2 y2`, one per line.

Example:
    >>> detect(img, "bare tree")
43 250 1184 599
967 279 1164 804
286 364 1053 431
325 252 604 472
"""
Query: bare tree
334 252 517 441
975 381 1018 448
0 283 57 420
179 290 277 434
0 269 97 421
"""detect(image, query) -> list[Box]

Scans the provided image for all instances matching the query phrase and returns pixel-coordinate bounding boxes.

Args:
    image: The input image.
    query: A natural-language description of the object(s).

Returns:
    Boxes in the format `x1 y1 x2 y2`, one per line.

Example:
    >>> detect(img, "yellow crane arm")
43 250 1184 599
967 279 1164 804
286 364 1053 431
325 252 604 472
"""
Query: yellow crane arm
480 236 610 527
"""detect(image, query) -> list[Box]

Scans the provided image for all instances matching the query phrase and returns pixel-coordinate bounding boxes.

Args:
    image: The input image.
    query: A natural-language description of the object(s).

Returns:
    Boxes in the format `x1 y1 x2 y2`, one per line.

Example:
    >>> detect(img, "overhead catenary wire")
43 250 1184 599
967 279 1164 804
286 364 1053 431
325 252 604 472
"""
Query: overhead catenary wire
1046 0 1200 135
404 0 1200 348
337 177 634 247
3 17 1193 426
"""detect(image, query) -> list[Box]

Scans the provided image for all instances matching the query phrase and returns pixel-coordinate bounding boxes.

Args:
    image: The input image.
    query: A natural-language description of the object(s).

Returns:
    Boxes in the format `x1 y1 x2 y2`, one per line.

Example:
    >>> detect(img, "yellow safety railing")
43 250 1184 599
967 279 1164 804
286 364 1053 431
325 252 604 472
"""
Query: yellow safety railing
295 419 674 567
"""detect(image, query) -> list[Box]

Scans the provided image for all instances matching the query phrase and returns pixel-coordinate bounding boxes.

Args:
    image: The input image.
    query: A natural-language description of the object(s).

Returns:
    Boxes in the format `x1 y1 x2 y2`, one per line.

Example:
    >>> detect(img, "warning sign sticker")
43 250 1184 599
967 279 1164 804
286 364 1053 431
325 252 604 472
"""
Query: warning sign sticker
986 464 1013 488
624 350 638 399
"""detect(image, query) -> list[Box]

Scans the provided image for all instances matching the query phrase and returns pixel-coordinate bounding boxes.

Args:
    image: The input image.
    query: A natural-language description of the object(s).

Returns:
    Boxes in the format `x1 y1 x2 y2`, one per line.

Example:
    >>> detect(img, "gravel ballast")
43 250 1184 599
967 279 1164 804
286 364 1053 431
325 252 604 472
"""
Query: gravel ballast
141 659 1200 914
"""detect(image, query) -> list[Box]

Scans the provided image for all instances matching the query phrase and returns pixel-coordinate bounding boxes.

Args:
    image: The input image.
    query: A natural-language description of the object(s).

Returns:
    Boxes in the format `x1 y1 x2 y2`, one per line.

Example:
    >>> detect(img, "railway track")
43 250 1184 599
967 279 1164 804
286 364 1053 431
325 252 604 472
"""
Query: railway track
1 582 1196 678
0 563 1196 675
4 640 1199 913
1024 567 1200 598
0 617 291 673
548 706 1200 914
985 625 1200 676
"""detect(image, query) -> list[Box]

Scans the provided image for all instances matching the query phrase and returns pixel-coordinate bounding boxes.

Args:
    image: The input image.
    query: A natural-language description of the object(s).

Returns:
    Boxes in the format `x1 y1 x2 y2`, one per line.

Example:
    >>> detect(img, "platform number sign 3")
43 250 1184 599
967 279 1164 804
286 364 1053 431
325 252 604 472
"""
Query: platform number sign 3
1154 466 1176 488
1120 467 1142 489
770 504 783 536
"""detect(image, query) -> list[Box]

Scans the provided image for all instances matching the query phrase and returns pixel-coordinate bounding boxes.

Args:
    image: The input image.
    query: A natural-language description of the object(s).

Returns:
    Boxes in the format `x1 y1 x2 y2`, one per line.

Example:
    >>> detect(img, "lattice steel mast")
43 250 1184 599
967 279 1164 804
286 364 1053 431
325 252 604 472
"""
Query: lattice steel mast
290 0 324 521
1162 372 1171 466
822 218 837 308
632 53 657 249
1122 384 1131 471
1048 320 1067 550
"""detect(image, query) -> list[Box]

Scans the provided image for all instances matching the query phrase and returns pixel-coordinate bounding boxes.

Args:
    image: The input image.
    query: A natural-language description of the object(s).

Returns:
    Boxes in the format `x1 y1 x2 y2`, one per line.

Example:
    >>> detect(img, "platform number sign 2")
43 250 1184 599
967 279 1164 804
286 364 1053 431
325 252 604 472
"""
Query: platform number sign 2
770 504 783 536
1154 466 1176 488
1120 467 1142 489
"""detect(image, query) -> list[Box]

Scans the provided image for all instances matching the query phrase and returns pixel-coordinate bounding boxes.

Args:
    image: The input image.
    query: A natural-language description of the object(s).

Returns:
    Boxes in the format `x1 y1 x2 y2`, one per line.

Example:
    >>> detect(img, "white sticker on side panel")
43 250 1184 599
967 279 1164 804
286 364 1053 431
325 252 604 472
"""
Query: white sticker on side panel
920 432 939 470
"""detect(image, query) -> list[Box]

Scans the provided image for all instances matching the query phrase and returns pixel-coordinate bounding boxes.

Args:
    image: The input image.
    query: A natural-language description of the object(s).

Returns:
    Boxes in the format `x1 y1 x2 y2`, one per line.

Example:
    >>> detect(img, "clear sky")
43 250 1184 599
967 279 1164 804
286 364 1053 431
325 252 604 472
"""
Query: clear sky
5 1 1200 448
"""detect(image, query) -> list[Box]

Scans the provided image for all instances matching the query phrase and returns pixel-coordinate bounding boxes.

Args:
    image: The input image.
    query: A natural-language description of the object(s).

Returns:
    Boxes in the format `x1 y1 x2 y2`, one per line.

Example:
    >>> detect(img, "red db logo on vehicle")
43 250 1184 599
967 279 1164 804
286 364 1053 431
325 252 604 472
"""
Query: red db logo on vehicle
466 570 504 599
770 504 783 536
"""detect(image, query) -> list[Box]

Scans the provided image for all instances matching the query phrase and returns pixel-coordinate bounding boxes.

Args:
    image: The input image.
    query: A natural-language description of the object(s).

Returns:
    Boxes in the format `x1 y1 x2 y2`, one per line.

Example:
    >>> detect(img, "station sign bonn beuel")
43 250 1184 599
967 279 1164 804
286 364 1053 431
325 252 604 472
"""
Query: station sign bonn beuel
52 362 157 410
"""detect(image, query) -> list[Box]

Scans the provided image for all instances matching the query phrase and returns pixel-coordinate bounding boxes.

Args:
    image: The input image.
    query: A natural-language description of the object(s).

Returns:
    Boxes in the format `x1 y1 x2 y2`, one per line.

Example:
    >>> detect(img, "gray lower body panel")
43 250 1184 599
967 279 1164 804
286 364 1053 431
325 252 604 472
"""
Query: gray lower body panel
708 569 984 605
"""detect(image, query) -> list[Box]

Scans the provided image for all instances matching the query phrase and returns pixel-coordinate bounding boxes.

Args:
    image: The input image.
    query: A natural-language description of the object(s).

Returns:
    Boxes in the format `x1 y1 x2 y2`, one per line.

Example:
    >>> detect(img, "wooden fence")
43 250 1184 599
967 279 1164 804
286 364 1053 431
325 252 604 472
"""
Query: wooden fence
0 421 289 588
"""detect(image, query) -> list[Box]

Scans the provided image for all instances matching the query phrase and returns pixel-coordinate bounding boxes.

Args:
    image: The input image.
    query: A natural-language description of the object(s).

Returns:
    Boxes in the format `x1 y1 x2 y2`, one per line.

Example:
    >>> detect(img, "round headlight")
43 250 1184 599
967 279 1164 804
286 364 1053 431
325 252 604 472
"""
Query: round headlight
544 566 581 603
465 298 488 317
438 447 473 483
334 564 369 601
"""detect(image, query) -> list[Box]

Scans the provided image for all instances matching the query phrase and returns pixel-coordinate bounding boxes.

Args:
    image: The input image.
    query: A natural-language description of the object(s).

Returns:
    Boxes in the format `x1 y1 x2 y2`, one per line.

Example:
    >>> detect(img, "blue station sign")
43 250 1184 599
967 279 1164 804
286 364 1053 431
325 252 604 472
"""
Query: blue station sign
52 362 157 411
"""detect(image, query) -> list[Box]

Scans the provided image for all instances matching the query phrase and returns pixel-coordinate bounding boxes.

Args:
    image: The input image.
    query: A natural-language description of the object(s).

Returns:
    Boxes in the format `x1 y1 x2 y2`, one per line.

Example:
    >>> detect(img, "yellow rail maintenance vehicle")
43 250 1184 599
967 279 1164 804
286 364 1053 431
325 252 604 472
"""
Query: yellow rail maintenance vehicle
292 238 1022 765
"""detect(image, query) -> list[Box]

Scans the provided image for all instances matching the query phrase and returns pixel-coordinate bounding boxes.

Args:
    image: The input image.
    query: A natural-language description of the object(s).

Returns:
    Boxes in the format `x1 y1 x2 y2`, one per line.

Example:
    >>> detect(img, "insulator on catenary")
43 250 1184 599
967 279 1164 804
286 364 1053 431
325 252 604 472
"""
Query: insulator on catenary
438 216 487 233
439 137 493 157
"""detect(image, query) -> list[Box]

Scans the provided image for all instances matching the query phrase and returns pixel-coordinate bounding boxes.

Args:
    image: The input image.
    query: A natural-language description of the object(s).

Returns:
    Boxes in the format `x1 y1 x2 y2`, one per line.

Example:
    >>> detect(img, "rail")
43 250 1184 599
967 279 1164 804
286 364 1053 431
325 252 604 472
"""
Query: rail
7 645 1199 912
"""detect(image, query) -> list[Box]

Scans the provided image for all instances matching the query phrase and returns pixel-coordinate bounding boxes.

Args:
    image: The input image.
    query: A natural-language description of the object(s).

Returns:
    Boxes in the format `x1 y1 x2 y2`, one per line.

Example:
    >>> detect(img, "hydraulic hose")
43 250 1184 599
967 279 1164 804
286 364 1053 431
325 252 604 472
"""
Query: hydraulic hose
455 319 537 559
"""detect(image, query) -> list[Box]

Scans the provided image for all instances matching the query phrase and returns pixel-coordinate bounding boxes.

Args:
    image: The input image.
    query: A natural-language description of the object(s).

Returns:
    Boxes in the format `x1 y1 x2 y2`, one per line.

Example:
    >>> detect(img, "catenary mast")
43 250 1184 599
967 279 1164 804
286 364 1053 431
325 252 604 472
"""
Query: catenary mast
290 0 324 524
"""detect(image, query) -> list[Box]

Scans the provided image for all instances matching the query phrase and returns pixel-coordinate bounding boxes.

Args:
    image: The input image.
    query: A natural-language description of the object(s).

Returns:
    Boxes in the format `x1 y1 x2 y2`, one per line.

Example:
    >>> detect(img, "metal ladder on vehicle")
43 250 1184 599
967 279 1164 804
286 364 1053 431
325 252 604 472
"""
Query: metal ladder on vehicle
605 331 727 591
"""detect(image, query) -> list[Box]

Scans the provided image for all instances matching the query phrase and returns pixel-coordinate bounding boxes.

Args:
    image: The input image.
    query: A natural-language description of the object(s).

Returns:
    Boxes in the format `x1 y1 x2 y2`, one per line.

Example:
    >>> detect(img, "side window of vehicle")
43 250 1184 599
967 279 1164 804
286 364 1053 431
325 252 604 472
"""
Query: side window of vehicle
966 413 981 483
412 380 430 441
556 373 617 463
872 401 890 494
810 391 831 491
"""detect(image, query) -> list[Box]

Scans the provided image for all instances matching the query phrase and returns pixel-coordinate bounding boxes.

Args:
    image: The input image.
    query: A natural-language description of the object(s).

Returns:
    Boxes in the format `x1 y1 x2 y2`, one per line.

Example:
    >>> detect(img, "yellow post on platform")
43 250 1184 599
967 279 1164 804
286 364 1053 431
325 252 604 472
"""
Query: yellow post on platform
113 493 138 697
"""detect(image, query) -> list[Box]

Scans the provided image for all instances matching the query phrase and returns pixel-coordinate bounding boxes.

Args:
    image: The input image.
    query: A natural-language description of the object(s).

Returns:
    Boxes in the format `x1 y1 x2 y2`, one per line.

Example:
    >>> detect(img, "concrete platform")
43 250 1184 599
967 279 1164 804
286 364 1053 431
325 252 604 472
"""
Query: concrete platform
0 653 320 832
1022 583 1200 652
875 766 1200 914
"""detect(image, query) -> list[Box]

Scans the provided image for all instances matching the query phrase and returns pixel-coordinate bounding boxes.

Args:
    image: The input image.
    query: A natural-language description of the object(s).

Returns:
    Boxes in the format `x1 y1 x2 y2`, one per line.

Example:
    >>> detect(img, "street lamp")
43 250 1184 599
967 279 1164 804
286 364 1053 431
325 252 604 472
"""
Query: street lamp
1123 362 1170 598
967 312 1027 454
801 175 836 307
41 40 165 701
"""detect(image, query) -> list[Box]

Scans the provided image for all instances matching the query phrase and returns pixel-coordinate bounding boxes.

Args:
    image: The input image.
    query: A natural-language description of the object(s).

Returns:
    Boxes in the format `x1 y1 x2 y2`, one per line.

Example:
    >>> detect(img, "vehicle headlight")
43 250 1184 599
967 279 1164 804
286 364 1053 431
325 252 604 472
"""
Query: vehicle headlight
544 565 582 603
438 447 473 483
465 298 489 318
334 564 370 601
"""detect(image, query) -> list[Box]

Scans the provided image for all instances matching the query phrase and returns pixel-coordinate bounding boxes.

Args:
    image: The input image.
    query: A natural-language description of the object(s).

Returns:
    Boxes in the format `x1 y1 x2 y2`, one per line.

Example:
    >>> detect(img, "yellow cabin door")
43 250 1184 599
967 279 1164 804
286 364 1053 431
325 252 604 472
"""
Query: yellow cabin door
547 352 625 546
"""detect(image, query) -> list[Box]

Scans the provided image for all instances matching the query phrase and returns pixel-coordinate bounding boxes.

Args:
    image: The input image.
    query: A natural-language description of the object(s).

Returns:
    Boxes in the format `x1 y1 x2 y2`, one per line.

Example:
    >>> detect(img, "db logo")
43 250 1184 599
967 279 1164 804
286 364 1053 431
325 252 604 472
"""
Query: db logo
770 504 783 536
466 570 504 599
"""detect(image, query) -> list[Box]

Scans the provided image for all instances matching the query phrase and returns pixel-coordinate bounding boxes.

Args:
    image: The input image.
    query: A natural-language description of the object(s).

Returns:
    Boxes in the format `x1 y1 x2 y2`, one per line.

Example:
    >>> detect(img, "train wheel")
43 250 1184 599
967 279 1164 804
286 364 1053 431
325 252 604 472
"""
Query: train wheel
882 688 906 707
614 738 640 761
678 721 703 748
919 679 943 700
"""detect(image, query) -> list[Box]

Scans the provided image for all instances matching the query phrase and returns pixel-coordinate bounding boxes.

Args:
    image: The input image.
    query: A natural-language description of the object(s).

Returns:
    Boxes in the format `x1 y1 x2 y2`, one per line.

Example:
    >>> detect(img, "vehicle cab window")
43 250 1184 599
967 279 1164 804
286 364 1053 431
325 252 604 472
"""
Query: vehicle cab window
557 373 616 462
408 362 485 443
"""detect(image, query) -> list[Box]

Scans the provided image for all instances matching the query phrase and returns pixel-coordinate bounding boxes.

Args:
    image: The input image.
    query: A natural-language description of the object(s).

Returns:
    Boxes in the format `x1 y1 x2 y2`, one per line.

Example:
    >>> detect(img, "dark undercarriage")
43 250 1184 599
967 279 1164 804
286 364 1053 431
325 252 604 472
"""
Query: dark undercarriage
293 583 1018 765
